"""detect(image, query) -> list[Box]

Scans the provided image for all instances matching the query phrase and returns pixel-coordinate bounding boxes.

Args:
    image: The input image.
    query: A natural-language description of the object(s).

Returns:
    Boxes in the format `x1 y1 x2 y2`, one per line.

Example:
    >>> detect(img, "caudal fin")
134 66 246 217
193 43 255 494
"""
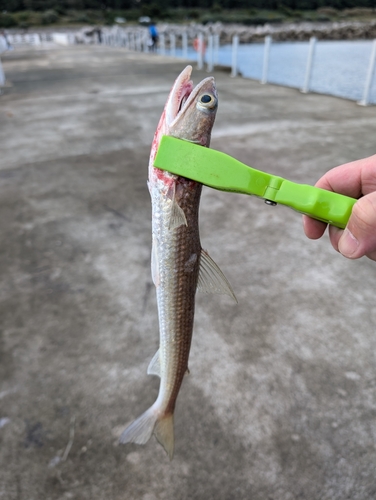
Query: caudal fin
119 407 175 460
119 406 157 446
154 413 174 460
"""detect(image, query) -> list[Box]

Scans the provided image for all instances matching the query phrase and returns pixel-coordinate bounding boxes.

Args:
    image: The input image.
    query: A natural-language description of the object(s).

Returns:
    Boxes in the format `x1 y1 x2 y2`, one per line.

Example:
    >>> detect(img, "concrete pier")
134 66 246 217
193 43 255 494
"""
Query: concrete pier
1 45 376 500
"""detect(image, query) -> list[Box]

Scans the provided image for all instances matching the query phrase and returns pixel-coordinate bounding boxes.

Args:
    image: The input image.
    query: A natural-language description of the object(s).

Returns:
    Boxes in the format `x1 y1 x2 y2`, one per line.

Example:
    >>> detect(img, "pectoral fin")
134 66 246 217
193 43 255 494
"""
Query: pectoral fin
197 249 237 302
166 184 187 230
169 198 187 230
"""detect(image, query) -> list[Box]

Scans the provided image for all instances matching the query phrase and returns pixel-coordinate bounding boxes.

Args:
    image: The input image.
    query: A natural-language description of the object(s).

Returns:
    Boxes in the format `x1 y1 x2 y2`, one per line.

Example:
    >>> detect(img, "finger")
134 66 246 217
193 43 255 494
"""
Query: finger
314 164 361 198
315 155 376 198
336 192 376 259
302 215 327 239
328 225 343 252
303 158 369 240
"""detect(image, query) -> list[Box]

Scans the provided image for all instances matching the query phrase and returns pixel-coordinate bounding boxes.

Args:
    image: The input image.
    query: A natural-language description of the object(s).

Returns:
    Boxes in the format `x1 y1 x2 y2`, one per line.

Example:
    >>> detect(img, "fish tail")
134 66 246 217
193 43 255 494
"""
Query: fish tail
119 406 158 446
154 413 174 460
119 406 174 460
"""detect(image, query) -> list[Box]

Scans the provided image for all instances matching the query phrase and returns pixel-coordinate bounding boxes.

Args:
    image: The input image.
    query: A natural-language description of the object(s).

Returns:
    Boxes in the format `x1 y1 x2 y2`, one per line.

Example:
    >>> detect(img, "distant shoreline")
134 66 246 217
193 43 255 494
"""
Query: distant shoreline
157 20 376 43
222 20 376 42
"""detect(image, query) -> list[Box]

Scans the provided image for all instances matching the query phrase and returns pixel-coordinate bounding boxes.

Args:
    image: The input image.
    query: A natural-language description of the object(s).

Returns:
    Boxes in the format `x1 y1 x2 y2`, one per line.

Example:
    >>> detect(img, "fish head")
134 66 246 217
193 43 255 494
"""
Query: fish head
169 73 218 147
150 66 218 176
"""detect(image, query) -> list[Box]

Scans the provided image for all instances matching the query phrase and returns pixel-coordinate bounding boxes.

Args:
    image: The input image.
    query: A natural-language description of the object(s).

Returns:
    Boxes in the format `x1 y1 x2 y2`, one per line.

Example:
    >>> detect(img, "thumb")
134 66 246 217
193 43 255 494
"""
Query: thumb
337 192 376 259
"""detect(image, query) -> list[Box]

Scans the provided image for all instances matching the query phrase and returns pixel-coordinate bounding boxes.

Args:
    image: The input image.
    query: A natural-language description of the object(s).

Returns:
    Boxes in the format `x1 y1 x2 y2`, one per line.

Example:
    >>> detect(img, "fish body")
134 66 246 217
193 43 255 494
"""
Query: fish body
120 66 235 459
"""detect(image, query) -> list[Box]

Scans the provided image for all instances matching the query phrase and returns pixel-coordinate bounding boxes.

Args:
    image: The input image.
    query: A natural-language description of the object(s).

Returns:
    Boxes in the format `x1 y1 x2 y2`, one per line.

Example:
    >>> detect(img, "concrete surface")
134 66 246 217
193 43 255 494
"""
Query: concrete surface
1 45 376 500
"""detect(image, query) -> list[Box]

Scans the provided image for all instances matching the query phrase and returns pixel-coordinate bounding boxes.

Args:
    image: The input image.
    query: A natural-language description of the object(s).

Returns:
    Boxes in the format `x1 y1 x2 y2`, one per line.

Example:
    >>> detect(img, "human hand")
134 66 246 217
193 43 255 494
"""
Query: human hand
303 154 376 261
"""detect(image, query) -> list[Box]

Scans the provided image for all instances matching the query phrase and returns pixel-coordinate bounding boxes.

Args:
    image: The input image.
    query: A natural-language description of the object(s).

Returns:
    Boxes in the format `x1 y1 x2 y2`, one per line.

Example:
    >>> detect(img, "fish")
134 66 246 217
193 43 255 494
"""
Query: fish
119 65 236 459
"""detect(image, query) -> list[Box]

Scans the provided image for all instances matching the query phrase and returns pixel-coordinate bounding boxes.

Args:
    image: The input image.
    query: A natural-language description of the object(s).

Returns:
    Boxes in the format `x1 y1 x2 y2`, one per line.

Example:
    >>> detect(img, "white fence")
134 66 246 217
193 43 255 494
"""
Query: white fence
95 27 376 106
6 32 53 45
1 27 375 105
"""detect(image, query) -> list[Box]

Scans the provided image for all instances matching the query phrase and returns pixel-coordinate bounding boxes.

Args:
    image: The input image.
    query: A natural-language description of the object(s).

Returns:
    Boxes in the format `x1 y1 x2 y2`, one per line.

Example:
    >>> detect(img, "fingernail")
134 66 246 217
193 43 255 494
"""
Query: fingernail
338 228 359 257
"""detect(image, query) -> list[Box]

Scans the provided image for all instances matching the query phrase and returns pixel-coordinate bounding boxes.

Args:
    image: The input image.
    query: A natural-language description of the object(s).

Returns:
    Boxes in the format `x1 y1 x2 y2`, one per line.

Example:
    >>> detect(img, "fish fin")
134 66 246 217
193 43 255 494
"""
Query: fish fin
197 249 237 302
151 236 159 287
147 349 161 377
119 406 158 446
167 184 187 230
169 198 187 230
154 413 174 460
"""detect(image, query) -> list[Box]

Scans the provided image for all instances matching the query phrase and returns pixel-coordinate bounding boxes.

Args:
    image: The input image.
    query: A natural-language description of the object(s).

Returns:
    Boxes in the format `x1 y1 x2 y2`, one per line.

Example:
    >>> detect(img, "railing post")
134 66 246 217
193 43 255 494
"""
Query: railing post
0 58 5 87
170 33 176 57
214 33 220 66
231 35 239 77
301 37 317 93
136 32 142 51
358 39 376 106
261 35 271 84
159 33 165 55
182 32 188 59
143 32 148 52
207 34 214 72
115 29 120 46
197 33 204 70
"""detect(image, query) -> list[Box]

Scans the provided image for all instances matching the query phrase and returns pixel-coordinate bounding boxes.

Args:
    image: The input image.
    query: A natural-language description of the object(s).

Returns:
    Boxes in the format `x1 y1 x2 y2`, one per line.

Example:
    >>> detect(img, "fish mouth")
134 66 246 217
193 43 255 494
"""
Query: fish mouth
166 65 216 128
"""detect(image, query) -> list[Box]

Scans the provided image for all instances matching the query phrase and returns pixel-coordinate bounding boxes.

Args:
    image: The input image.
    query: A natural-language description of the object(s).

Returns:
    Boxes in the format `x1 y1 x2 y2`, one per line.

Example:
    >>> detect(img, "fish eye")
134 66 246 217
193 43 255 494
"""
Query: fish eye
201 94 212 103
197 93 217 110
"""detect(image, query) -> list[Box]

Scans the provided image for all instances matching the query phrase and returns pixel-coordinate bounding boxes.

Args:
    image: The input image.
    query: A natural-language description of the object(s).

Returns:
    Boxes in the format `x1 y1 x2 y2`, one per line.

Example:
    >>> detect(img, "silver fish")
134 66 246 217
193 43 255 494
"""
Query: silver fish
119 66 235 459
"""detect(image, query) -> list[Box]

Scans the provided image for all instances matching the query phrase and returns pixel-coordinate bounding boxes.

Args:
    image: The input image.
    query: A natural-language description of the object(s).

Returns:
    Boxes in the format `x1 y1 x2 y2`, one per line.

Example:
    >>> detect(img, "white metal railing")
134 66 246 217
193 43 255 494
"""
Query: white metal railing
1 28 375 105
94 28 376 105
197 33 204 70
358 39 376 106
230 35 376 106
7 33 45 45
260 35 271 84
0 59 5 87
170 31 375 106
301 37 317 94
231 35 238 77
